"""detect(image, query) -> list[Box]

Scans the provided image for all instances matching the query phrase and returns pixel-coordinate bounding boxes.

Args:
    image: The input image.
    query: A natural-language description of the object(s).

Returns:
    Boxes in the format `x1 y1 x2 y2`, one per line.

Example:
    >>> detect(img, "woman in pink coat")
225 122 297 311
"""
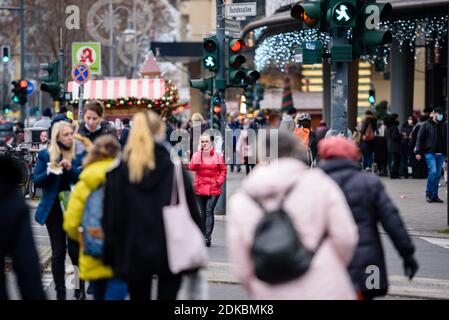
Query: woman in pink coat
227 133 358 300
189 133 227 247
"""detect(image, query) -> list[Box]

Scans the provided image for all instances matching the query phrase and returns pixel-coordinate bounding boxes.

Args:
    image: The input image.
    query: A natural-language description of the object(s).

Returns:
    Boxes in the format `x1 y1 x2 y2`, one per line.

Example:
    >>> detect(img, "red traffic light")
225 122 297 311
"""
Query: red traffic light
229 39 245 53
19 79 28 88
213 105 222 114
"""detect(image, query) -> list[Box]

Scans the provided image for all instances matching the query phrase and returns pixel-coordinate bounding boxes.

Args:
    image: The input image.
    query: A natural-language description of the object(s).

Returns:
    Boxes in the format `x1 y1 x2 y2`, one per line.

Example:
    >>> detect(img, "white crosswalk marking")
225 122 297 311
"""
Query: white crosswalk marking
420 237 449 250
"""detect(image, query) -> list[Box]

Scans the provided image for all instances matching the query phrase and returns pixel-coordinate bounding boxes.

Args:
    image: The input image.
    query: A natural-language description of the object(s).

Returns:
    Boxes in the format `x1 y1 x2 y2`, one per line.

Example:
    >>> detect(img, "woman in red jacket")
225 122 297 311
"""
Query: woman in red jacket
189 133 227 247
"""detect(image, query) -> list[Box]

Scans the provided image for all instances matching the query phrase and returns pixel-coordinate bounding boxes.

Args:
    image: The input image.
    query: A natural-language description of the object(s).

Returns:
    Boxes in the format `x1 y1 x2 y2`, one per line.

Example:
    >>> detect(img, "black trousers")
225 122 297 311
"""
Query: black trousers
389 152 401 178
128 272 182 300
45 201 80 293
399 153 410 178
197 195 219 240
244 156 255 175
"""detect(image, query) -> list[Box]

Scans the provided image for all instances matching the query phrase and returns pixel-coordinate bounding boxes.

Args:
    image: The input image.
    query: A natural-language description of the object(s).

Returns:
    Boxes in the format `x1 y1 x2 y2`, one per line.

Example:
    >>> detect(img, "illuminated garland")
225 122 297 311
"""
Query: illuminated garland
255 16 448 72
69 80 179 113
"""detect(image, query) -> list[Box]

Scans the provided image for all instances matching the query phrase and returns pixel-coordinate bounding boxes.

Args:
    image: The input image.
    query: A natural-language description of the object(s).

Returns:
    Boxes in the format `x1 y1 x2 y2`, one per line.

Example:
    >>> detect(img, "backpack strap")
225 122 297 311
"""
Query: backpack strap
249 181 298 214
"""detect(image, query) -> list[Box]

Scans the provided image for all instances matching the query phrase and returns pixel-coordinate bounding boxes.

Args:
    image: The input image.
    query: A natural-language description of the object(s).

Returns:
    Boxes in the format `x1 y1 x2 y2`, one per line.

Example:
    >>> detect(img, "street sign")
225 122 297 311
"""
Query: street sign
225 19 241 37
225 2 257 18
71 63 92 85
71 42 102 75
26 81 35 96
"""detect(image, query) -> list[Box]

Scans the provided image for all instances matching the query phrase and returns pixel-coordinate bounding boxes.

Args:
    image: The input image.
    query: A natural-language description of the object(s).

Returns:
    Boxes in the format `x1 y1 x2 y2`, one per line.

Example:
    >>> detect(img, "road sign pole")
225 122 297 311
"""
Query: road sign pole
78 84 84 121
216 0 227 215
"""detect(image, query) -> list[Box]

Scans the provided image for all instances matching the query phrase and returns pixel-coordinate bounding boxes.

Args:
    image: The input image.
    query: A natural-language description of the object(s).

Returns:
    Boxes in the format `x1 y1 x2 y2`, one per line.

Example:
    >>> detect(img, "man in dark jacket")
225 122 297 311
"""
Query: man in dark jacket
386 114 402 179
318 137 418 300
119 118 131 149
0 155 46 300
415 107 447 203
360 111 378 171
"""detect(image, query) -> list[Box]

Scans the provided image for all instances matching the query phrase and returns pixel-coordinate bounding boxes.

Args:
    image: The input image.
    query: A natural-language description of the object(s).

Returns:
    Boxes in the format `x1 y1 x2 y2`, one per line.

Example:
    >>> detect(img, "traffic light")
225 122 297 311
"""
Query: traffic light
359 1 392 54
244 85 254 109
368 88 376 105
3 105 10 114
211 96 222 130
11 80 28 105
2 46 10 63
39 61 62 100
290 0 326 31
190 77 214 96
202 36 219 72
227 38 260 87
255 83 264 109
328 1 357 29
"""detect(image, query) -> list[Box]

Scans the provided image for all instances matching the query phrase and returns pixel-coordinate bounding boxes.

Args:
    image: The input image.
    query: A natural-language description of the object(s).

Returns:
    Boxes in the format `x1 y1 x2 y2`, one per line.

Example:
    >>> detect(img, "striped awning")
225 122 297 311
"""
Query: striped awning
68 79 166 100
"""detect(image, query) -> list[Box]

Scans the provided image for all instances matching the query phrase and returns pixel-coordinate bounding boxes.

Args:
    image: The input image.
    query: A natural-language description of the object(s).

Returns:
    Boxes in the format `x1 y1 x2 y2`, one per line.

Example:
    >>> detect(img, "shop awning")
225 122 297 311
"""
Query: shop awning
67 79 166 100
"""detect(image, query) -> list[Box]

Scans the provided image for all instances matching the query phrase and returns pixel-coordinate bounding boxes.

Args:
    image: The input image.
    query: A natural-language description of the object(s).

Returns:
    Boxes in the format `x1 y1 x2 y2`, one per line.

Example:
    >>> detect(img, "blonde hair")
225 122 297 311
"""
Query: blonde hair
48 121 75 165
123 111 163 183
83 135 120 167
191 112 204 122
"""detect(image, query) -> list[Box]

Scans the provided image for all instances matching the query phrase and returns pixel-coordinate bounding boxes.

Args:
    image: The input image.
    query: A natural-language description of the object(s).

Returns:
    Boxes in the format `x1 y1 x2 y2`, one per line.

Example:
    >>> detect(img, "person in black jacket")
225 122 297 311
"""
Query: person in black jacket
77 100 118 144
0 155 46 300
386 114 402 179
399 116 416 178
410 114 430 178
415 107 448 203
119 118 130 149
318 136 419 300
360 111 378 171
102 111 202 300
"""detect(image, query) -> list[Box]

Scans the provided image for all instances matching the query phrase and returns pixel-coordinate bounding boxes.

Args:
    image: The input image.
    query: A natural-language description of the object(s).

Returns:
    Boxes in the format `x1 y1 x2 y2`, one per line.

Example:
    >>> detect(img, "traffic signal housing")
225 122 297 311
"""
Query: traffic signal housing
290 0 326 30
227 38 260 87
190 77 214 96
40 61 62 100
211 96 222 131
3 105 10 114
202 36 219 72
368 88 376 106
328 0 357 29
11 80 28 106
2 46 10 63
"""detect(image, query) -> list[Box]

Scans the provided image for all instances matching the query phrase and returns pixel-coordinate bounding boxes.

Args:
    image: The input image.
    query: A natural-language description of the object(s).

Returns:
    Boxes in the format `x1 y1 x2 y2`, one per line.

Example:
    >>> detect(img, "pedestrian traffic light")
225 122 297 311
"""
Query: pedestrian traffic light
3 105 10 114
190 77 214 95
244 85 254 109
202 36 219 72
11 80 27 105
329 0 357 28
211 96 222 130
290 0 326 30
39 61 61 100
2 46 10 63
227 38 260 87
368 88 376 105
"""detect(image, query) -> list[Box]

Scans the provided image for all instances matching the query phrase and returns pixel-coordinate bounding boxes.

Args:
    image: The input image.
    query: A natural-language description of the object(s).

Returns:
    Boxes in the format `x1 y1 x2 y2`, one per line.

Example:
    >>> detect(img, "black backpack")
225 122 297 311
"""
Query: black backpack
250 184 326 285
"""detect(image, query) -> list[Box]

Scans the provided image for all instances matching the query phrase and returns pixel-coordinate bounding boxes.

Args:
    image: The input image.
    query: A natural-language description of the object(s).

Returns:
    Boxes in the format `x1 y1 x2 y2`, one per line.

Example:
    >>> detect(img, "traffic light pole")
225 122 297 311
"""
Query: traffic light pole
215 0 227 215
20 0 26 125
329 29 349 136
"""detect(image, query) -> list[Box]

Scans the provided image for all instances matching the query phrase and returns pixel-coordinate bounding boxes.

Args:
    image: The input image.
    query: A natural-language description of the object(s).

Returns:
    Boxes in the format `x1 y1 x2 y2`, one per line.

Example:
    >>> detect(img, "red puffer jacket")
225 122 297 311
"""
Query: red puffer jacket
189 148 227 196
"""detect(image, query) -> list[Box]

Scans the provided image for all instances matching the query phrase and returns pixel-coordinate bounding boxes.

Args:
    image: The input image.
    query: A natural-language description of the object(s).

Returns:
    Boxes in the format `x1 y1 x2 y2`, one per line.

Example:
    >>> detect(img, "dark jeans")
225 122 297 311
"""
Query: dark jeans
389 152 401 178
198 195 220 240
425 153 445 198
45 201 80 293
92 278 128 300
244 156 255 175
128 272 182 300
399 153 410 177
362 152 373 170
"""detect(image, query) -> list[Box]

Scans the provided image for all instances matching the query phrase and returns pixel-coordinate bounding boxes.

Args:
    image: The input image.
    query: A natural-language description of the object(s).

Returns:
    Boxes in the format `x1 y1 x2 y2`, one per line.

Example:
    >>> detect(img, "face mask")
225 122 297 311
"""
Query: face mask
408 120 413 126
437 114 444 122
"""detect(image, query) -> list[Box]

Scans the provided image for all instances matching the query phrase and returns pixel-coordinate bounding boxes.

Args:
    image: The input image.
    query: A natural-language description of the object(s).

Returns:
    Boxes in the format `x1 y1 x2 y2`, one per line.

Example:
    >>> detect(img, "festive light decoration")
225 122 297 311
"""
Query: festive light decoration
254 16 448 72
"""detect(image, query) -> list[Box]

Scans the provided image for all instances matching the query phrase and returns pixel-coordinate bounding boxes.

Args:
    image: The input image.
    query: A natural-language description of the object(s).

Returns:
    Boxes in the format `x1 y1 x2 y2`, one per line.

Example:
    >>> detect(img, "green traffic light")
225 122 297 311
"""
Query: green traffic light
203 56 216 69
12 96 19 103
368 96 375 104
2 56 9 63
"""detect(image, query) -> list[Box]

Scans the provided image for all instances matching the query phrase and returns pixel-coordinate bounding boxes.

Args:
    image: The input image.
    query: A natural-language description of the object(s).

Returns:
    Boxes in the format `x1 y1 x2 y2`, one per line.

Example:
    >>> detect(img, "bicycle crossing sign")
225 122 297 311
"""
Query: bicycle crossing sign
71 63 92 85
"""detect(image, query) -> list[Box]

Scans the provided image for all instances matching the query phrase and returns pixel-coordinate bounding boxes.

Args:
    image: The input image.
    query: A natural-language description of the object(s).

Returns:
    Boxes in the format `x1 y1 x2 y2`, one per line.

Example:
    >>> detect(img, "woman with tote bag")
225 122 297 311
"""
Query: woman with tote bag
102 111 204 300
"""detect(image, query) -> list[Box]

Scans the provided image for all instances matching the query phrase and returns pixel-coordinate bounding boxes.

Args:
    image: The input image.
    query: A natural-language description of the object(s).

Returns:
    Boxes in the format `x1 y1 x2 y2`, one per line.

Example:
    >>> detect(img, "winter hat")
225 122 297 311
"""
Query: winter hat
318 136 360 161
43 108 52 118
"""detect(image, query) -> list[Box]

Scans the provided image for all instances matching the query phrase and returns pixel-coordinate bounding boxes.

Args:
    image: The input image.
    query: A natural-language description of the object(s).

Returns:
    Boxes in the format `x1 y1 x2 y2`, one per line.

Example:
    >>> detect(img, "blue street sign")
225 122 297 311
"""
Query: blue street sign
26 81 35 96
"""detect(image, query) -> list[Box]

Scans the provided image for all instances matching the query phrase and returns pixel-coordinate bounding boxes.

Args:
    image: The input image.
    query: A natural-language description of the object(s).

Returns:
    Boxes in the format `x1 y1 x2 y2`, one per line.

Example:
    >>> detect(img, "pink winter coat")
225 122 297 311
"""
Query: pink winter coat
189 148 227 196
236 129 256 163
227 158 358 300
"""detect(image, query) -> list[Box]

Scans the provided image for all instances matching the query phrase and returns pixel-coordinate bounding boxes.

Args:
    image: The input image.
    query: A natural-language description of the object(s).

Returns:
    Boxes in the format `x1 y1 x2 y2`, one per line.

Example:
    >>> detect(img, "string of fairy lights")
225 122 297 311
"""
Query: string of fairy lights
254 16 448 72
